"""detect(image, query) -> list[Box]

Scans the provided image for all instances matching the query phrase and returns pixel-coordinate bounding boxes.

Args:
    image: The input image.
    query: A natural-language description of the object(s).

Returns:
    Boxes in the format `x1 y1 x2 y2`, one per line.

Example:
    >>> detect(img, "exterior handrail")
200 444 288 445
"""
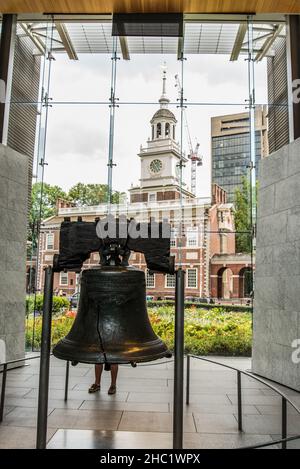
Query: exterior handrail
2 353 300 449
186 354 300 449
187 354 300 415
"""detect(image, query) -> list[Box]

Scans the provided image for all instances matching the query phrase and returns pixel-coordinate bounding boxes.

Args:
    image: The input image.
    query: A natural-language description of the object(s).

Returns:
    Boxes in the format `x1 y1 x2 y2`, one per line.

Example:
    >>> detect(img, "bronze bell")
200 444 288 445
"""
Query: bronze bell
53 265 171 365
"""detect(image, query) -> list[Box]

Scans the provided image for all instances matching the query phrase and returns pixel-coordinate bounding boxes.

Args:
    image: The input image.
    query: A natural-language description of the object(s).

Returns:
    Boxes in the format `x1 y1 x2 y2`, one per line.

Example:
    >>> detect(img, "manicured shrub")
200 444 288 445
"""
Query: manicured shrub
25 306 252 356
26 294 70 317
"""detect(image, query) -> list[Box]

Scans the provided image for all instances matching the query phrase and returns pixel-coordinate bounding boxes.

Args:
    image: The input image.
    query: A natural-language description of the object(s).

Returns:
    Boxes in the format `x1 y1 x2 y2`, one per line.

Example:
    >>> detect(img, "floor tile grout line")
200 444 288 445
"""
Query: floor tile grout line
77 400 85 410
2 406 16 418
191 412 197 433
117 410 124 430
226 393 234 405
21 388 35 398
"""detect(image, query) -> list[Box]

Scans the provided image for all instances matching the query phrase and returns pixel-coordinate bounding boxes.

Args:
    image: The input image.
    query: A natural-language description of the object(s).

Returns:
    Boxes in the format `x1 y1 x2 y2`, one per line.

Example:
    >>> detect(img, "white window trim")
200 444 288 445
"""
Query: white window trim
165 274 176 288
186 229 198 248
170 228 177 247
146 270 155 288
148 192 157 202
60 272 68 286
187 268 198 289
46 232 54 250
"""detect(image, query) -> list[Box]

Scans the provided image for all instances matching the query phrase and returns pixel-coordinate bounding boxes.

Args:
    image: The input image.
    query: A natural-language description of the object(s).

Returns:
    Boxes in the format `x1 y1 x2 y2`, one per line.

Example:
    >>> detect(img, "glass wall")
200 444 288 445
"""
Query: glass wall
4 14 287 351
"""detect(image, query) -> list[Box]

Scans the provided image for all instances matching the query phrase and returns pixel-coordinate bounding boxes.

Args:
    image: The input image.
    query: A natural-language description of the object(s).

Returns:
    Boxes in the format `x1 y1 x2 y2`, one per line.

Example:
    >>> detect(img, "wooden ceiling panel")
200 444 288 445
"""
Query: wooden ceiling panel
0 0 299 14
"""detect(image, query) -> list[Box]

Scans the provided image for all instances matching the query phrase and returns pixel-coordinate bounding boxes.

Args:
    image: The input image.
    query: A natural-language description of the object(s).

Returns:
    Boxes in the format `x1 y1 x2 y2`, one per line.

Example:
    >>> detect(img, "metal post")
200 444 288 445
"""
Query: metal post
237 370 243 432
186 354 190 405
36 266 54 449
282 397 287 449
0 363 8 422
173 268 185 449
64 361 70 402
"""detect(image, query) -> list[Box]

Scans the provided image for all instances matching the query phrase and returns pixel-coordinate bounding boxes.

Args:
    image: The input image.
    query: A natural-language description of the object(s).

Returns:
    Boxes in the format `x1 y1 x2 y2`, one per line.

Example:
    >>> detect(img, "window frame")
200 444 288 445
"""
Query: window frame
59 271 68 286
165 273 176 288
187 268 197 289
146 270 155 288
46 232 54 250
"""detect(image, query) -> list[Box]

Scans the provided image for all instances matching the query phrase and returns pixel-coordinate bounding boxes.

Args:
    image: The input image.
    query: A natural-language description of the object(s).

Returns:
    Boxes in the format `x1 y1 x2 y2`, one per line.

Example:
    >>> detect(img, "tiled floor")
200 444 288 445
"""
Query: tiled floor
0 356 299 449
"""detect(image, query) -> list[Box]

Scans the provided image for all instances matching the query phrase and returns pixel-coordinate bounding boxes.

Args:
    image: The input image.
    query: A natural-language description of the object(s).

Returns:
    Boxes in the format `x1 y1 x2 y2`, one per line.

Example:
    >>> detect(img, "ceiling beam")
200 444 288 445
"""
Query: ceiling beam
19 22 46 55
55 22 78 60
255 24 284 61
230 23 247 61
119 36 130 60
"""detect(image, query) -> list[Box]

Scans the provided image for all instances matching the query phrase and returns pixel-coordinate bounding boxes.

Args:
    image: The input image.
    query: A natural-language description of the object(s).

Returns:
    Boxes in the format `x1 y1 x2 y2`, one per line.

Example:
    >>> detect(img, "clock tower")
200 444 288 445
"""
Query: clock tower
129 67 194 204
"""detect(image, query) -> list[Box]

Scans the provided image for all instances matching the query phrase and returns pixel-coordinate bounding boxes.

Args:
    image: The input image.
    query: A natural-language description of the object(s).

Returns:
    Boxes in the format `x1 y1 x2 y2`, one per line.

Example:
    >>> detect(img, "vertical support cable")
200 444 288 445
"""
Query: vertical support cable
177 52 185 268
36 266 54 449
31 17 55 351
247 17 256 318
107 36 119 211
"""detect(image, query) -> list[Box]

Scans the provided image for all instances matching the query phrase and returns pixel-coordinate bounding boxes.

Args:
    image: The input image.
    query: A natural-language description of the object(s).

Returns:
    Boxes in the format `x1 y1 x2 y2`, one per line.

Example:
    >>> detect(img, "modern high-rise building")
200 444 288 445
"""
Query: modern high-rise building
211 107 269 202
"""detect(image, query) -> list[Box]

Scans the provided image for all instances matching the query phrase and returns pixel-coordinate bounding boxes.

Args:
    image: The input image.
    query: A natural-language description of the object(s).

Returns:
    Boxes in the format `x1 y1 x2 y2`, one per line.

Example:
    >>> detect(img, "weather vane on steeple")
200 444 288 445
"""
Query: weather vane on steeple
159 62 169 108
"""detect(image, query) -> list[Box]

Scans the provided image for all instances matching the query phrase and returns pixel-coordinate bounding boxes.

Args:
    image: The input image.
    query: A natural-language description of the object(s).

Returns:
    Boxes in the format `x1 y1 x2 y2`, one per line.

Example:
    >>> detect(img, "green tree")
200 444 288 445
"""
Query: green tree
234 176 252 253
29 182 67 251
68 183 126 206
30 182 67 226
28 182 126 250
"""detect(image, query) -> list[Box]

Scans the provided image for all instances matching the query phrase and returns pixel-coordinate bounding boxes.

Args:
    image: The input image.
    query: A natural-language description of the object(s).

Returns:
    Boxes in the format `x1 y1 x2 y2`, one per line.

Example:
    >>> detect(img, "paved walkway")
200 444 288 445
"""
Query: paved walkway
0 356 300 449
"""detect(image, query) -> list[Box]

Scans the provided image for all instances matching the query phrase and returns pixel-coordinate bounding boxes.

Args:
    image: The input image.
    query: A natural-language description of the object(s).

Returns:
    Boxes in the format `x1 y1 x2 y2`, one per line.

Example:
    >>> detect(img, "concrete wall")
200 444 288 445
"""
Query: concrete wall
0 143 28 363
252 138 300 390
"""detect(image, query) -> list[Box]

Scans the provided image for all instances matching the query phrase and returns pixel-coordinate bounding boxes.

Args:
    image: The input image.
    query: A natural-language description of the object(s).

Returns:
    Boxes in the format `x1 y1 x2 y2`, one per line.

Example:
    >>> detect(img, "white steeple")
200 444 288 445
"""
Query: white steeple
159 63 170 109
150 64 177 141
129 63 192 201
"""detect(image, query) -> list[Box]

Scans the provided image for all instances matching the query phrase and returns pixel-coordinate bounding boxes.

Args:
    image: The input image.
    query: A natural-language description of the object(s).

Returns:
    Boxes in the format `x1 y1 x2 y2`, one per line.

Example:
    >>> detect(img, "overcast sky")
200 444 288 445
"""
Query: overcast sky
42 53 268 199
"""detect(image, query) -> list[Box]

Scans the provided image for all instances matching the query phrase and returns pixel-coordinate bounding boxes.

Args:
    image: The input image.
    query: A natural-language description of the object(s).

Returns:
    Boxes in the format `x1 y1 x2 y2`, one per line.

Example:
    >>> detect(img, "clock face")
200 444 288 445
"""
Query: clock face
150 159 162 174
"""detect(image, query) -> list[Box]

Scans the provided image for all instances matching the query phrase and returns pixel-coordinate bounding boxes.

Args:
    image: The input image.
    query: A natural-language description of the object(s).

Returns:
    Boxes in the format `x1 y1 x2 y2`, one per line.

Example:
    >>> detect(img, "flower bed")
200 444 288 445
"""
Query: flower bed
25 306 252 356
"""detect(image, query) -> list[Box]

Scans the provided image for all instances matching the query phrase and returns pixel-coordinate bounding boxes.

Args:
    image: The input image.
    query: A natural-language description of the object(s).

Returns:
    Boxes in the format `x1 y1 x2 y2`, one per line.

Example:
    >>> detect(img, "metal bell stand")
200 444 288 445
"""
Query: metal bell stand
36 266 185 449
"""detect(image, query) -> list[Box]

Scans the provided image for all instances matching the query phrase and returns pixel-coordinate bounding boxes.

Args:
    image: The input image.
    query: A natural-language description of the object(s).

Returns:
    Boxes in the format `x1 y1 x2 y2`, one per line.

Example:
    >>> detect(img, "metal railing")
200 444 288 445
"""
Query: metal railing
2 353 300 449
58 197 212 216
186 354 300 449
0 354 42 422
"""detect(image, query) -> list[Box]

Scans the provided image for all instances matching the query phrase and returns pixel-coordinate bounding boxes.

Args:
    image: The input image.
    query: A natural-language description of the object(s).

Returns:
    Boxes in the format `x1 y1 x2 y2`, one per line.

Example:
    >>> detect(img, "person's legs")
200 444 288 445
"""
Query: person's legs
108 364 118 394
95 364 103 385
88 364 103 393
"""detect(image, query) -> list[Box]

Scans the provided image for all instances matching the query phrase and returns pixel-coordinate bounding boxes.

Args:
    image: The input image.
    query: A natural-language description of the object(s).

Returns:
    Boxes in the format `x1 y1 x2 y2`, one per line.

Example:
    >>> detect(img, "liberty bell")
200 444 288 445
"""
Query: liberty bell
52 217 174 366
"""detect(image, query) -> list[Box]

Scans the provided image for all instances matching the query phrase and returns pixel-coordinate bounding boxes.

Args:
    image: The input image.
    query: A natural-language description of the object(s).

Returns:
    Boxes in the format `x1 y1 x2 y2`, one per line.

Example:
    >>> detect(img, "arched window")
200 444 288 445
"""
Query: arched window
165 122 170 137
152 125 154 140
156 123 161 138
173 125 175 139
